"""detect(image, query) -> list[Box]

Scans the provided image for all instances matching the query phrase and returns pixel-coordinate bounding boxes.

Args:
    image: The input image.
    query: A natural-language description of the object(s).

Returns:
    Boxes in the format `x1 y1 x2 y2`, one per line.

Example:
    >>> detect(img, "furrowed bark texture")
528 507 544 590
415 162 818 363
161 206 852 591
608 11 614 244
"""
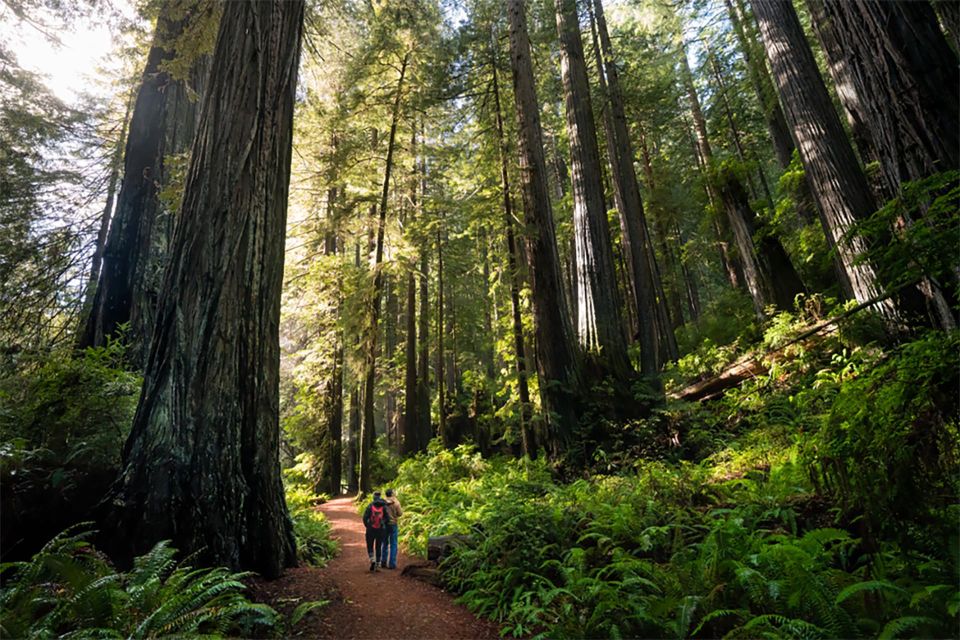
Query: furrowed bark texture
555 0 632 381
807 0 959 198
751 0 896 320
508 0 582 455
590 0 667 377
109 0 304 578
80 8 208 367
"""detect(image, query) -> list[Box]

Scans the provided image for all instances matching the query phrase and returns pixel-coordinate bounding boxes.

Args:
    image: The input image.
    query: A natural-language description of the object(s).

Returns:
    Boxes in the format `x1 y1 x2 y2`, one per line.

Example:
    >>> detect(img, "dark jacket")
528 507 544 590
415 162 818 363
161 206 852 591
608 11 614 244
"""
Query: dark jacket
362 498 388 530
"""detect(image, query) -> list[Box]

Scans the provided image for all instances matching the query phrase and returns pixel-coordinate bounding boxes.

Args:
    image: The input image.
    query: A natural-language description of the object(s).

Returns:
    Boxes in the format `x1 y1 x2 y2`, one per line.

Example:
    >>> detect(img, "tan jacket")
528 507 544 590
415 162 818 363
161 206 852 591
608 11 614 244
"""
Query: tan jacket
385 496 403 524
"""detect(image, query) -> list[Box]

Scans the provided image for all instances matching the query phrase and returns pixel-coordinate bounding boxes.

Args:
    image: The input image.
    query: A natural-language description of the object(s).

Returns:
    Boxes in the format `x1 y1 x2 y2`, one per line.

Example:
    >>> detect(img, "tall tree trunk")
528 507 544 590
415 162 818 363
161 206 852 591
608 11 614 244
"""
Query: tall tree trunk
108 0 304 578
751 0 898 322
507 0 583 456
323 195 344 496
416 152 432 451
555 0 633 382
79 6 211 366
590 0 669 377
401 129 419 456
492 58 534 456
436 224 447 447
360 54 409 492
79 92 133 330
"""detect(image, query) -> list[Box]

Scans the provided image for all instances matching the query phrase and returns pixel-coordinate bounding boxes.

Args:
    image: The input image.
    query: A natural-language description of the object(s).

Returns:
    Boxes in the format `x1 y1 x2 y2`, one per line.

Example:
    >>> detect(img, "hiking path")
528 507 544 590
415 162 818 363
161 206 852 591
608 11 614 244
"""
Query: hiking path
252 495 501 639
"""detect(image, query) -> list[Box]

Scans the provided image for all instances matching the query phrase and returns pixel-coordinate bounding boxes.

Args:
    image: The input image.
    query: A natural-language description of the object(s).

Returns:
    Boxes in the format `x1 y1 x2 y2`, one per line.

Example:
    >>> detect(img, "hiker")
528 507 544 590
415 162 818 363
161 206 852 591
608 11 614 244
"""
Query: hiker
383 488 403 569
362 490 388 572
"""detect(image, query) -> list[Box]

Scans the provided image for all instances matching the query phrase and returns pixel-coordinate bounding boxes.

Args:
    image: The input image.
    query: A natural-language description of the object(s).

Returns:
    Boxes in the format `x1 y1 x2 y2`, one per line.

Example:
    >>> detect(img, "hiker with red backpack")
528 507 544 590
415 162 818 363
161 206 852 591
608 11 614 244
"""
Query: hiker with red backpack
362 491 388 571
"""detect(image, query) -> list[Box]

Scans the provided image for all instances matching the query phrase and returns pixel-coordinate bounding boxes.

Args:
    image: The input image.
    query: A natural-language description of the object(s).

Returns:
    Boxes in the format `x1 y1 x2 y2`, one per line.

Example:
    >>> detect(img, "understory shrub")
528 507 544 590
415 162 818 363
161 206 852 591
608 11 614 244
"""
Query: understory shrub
285 479 338 566
0 527 287 638
392 331 959 638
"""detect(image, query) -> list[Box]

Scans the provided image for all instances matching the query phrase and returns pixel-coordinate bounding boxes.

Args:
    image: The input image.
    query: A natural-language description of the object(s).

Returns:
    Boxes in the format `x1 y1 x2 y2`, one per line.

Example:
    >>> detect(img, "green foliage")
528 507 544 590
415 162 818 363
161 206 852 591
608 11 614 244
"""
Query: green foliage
284 477 338 567
0 342 140 471
0 526 285 639
390 329 959 638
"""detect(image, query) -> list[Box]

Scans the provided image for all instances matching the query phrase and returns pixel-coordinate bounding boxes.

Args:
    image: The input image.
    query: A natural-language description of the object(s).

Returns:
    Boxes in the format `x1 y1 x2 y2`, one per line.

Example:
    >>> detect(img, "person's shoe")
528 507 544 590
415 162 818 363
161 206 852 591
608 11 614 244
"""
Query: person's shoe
369 561 376 572
388 565 397 570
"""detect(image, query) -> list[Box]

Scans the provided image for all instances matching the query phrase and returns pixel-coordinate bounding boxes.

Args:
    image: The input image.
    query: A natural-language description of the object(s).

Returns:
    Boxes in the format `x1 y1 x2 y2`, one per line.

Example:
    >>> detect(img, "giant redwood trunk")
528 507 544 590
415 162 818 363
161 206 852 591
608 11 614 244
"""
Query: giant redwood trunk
508 0 583 455
751 0 897 322
590 0 667 380
807 0 959 199
79 6 210 367
107 0 304 578
555 0 632 382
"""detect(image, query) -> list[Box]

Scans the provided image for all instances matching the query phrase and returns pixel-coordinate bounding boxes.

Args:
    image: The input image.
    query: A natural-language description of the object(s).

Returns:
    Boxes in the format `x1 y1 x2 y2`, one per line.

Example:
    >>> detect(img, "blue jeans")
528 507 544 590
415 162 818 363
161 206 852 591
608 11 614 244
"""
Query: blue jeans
386 524 399 568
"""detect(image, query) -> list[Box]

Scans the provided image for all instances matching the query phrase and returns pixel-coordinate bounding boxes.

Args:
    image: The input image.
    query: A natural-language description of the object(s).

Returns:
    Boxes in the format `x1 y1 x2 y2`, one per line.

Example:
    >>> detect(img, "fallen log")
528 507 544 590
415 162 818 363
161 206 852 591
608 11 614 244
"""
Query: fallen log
401 561 444 587
427 534 472 563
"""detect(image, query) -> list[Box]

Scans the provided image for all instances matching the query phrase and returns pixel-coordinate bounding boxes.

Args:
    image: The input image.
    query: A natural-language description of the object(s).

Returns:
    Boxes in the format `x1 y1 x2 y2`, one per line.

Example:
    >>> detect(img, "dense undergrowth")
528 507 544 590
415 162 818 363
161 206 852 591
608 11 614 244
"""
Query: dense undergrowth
394 328 959 639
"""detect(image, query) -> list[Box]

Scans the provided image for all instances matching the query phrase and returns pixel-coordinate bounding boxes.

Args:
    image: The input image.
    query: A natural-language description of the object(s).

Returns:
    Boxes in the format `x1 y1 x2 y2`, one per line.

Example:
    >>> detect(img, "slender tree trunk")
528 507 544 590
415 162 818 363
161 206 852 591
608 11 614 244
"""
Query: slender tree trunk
751 0 898 322
79 5 211 366
507 0 583 456
416 163 432 451
681 45 804 316
401 129 419 456
108 0 304 577
360 54 409 492
436 224 447 447
491 58 534 456
323 198 344 496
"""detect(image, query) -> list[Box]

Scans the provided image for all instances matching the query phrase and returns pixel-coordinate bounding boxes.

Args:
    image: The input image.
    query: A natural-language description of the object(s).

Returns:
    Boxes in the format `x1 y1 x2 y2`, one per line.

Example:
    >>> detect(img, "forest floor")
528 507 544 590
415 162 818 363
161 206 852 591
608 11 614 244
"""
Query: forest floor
251 495 502 639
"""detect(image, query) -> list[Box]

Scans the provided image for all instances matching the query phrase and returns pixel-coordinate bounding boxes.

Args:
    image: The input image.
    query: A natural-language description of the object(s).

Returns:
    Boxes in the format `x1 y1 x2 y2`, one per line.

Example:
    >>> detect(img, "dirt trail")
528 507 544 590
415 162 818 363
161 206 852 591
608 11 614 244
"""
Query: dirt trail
252 495 501 639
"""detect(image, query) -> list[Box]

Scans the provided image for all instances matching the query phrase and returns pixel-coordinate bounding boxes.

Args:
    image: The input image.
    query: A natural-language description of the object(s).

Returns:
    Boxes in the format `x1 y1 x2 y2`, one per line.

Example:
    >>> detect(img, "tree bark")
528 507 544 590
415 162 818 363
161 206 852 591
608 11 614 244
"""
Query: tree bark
589 0 669 378
78 92 133 331
555 0 633 382
401 129 419 456
681 45 804 316
79 5 210 366
108 0 304 578
491 57 534 456
808 0 959 197
751 0 898 322
507 0 583 456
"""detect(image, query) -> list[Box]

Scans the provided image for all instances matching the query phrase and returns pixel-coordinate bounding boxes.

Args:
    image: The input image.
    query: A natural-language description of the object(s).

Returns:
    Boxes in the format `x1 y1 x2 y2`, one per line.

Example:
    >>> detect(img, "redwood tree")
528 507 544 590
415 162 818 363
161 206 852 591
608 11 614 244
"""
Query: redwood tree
751 0 896 320
79 4 211 367
507 0 582 455
108 0 305 578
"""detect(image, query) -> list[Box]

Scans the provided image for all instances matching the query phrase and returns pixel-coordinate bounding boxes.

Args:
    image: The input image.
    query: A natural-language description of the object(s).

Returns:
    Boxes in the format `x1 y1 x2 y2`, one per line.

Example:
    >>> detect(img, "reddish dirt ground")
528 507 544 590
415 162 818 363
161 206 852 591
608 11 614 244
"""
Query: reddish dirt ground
251 495 502 639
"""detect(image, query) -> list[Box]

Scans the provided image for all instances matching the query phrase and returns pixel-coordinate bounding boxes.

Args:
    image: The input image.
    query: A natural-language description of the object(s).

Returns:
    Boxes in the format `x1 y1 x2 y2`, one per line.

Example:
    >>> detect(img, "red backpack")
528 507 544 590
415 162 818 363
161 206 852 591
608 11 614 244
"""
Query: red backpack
369 504 384 529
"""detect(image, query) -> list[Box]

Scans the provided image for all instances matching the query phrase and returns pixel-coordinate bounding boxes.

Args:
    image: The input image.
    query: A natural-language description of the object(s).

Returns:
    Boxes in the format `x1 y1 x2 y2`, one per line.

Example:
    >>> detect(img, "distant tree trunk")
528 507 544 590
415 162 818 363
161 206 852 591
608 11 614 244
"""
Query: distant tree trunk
507 0 583 456
436 223 448 447
589 0 669 377
347 384 360 492
555 0 633 382
492 58 534 456
79 6 211 366
416 173 432 450
107 0 304 578
323 193 344 496
681 46 804 316
360 54 409 492
79 93 133 328
401 130 419 457
384 272 397 449
752 0 898 322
